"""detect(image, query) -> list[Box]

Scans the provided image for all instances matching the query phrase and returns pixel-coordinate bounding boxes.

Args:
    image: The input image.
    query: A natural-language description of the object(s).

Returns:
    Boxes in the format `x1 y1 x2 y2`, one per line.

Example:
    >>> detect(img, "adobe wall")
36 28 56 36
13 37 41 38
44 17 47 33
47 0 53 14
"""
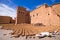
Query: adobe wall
0 16 12 24
30 4 60 26
15 6 30 24
52 3 60 16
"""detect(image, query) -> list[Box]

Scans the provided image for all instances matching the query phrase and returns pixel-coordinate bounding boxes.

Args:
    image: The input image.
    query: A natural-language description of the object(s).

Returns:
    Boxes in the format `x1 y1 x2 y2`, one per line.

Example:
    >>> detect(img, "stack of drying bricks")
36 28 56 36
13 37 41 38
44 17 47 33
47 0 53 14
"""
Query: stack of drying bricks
11 24 38 37
11 25 60 37
2 24 60 37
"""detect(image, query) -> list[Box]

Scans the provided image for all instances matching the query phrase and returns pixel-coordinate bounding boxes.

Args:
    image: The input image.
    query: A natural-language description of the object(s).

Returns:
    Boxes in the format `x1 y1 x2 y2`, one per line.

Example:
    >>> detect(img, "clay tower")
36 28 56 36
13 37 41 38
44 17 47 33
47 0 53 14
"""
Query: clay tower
15 6 30 24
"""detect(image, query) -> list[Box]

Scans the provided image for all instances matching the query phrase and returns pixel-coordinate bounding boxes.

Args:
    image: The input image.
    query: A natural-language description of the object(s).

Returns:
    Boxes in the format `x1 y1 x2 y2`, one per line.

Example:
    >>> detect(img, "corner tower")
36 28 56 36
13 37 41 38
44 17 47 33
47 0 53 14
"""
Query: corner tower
15 6 30 24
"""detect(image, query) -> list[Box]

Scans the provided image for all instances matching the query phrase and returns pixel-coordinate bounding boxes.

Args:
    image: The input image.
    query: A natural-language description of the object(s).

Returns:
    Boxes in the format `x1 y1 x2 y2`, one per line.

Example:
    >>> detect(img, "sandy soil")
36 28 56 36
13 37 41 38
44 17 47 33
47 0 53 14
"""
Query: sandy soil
0 29 60 40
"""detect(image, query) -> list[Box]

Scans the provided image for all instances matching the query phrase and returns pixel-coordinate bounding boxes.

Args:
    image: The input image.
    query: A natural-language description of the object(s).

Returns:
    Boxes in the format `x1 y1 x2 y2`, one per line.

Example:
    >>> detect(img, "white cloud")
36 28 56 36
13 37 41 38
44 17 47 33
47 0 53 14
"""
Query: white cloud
26 8 30 11
0 4 16 19
23 6 30 11
36 5 41 8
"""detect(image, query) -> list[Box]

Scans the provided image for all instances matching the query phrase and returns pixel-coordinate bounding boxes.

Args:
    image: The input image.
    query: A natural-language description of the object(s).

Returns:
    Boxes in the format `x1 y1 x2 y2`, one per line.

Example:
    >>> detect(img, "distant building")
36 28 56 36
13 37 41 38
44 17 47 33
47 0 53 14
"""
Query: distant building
0 16 14 24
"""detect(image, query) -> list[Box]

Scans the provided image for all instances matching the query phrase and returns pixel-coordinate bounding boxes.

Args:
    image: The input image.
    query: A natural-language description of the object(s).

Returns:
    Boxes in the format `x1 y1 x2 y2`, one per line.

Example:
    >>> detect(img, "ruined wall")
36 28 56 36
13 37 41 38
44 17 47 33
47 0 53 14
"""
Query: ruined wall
0 16 12 24
30 4 60 26
52 3 60 17
15 6 30 24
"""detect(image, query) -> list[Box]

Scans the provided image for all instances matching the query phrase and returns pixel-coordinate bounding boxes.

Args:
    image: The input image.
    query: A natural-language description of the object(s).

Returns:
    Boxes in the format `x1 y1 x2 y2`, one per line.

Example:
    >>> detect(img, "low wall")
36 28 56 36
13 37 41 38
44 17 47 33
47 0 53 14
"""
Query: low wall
0 16 12 24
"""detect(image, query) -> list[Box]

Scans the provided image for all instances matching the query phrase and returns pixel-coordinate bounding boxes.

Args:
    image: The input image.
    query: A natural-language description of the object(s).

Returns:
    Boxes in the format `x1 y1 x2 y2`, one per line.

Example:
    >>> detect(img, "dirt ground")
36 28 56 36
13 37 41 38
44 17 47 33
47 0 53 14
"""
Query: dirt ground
0 29 60 40
0 24 60 40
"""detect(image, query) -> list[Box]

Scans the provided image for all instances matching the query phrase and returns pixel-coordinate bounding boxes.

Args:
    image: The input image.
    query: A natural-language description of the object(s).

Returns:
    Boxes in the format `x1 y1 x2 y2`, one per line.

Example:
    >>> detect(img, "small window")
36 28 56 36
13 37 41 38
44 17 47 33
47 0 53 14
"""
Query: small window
18 11 20 13
48 14 50 15
20 12 22 14
19 11 24 14
33 15 35 17
18 11 22 14
21 11 24 14
37 13 38 16
57 14 60 17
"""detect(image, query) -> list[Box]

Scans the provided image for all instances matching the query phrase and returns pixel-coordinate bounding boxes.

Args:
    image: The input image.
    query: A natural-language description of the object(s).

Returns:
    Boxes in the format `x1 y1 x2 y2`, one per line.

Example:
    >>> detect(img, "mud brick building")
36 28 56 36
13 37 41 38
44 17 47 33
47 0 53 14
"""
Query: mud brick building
0 16 14 24
30 4 60 26
0 3 60 26
15 6 30 24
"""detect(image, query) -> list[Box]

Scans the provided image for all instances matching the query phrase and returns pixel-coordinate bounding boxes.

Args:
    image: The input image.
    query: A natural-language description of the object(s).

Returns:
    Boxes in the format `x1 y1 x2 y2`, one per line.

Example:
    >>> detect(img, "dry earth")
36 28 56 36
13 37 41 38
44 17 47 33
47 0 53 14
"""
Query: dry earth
0 24 60 40
0 29 60 40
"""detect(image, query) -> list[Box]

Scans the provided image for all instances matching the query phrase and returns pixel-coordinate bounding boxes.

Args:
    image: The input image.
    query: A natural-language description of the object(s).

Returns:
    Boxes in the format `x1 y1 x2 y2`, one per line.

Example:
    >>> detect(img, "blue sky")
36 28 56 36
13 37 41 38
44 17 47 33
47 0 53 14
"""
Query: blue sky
0 0 60 11
0 0 60 19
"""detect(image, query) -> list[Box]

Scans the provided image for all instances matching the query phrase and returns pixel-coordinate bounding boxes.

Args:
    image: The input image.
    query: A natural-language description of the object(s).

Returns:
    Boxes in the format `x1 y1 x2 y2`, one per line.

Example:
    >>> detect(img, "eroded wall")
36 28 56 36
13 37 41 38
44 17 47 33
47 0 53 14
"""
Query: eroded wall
30 4 60 26
15 6 30 24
